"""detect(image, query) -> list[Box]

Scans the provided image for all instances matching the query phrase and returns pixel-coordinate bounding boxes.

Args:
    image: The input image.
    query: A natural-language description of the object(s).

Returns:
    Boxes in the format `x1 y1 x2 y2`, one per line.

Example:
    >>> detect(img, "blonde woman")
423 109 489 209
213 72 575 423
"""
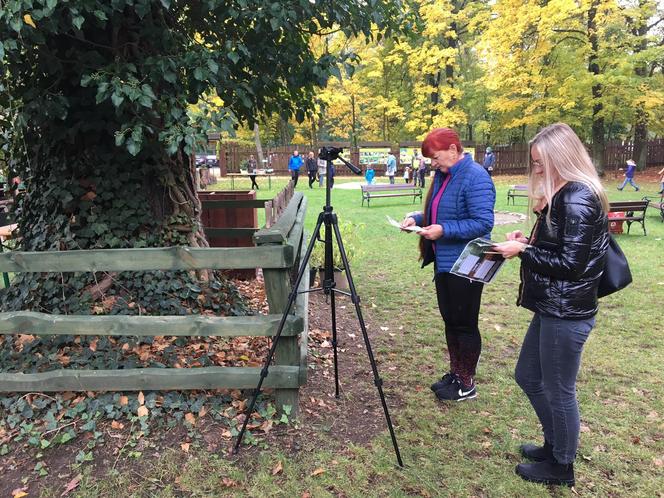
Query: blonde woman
493 123 609 487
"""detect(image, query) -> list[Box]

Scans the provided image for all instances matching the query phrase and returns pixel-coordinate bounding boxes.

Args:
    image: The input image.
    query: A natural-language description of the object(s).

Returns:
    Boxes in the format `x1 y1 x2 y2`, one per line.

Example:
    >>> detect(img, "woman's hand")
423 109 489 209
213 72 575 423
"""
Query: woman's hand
419 224 443 240
400 216 416 232
492 240 527 259
506 230 529 244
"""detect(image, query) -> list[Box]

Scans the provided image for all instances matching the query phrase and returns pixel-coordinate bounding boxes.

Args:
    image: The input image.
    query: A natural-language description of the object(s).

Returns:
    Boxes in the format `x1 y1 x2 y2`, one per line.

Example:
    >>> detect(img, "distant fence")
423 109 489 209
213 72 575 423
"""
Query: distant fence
213 139 664 176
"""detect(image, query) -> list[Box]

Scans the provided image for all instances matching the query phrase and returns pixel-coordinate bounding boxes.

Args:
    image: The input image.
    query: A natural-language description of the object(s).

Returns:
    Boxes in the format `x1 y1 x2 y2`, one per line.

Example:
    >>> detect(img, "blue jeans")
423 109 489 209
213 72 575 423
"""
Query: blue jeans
618 177 639 190
515 313 595 464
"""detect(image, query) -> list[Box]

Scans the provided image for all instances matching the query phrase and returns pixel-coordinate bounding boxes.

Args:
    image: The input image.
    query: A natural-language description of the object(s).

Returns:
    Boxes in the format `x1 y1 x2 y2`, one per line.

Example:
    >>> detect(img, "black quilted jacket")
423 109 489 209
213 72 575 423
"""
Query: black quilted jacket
518 181 609 320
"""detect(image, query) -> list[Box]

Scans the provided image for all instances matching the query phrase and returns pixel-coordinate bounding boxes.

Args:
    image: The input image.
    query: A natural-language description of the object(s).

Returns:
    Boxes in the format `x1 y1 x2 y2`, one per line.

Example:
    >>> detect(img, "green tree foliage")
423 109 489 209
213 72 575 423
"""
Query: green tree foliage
264 0 663 164
0 0 400 313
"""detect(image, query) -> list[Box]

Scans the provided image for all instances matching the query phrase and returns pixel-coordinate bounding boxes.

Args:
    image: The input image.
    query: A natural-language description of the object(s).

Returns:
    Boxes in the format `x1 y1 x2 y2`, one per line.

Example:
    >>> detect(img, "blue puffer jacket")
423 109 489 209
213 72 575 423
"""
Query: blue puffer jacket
412 153 496 273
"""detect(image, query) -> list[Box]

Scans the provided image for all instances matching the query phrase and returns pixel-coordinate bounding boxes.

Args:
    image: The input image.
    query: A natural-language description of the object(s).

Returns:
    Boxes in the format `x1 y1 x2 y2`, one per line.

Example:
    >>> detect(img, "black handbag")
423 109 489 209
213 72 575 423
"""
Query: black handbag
597 236 632 298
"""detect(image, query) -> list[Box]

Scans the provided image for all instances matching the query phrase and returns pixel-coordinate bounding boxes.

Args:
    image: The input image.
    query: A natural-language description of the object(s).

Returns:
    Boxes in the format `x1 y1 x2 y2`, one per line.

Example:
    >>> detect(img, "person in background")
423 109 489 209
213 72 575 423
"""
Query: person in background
366 165 376 185
403 165 411 184
617 159 639 191
400 128 495 402
483 147 496 177
317 155 326 187
386 152 397 185
247 154 259 190
657 166 664 194
288 150 303 188
305 151 318 188
417 153 427 188
492 123 609 488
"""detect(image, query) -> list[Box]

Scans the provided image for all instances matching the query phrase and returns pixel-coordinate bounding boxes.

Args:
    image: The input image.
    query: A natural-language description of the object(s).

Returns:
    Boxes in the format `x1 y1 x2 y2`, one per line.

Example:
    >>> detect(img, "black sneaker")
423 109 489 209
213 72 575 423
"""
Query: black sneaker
515 460 575 487
435 377 477 401
430 372 456 392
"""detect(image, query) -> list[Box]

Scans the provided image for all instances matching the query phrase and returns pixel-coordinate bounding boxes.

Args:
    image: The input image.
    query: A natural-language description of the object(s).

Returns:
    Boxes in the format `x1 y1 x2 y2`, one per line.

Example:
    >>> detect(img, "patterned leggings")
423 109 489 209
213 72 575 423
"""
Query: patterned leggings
435 272 484 387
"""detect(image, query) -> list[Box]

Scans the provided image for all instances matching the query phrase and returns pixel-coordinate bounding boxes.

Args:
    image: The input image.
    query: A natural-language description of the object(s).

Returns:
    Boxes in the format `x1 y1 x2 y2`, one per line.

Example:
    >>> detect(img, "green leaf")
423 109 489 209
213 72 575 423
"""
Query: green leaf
160 0 172 9
126 139 141 156
228 52 239 64
193 67 204 81
94 10 108 21
72 16 84 30
207 60 219 74
111 92 124 107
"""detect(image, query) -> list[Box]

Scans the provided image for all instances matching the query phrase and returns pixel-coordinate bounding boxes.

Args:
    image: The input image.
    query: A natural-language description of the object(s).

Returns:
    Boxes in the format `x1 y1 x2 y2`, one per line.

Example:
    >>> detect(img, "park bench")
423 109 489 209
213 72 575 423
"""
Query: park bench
608 199 650 235
643 195 664 222
361 184 422 207
507 184 528 205
0 192 310 416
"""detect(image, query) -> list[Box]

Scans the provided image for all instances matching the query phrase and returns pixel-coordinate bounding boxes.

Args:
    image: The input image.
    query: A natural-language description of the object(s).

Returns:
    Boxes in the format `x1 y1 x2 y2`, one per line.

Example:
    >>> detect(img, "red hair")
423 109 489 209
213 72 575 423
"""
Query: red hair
421 128 463 157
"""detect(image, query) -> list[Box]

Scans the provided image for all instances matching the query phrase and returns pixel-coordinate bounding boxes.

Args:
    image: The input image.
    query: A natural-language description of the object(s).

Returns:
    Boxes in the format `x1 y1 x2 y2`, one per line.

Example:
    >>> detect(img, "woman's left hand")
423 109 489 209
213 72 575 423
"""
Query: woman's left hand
419 224 443 240
492 240 527 259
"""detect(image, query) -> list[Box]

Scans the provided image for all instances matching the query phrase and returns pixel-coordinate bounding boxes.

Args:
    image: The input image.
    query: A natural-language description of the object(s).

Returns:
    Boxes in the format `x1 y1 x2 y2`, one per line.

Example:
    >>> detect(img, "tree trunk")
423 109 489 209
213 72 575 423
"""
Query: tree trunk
254 123 265 168
588 0 605 175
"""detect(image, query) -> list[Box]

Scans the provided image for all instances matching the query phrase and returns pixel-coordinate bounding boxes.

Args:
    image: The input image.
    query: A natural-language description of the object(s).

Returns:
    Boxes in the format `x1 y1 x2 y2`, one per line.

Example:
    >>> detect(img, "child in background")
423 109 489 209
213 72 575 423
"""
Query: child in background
617 159 639 191
658 166 664 194
365 165 375 185
403 166 411 183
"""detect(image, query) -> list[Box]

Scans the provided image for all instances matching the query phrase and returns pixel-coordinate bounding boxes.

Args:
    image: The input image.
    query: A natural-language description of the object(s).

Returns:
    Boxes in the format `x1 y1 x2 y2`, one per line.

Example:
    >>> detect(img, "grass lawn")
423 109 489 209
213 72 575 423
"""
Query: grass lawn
43 174 664 496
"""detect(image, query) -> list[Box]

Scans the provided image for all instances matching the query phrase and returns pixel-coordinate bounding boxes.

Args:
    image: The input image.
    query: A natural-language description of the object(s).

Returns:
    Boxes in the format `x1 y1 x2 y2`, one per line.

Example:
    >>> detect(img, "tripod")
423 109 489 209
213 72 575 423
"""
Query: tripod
233 147 403 467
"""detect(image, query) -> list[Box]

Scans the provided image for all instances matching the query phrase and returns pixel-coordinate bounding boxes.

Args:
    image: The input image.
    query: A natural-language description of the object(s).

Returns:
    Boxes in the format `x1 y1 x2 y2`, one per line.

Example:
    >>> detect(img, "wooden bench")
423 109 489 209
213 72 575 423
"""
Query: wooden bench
507 184 528 205
643 195 664 222
608 199 650 235
361 184 422 207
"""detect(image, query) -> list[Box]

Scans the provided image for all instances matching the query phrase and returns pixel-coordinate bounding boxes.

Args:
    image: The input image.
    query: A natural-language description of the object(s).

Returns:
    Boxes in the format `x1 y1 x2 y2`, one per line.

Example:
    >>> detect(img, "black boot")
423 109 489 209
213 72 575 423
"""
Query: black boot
515 460 575 487
519 440 553 462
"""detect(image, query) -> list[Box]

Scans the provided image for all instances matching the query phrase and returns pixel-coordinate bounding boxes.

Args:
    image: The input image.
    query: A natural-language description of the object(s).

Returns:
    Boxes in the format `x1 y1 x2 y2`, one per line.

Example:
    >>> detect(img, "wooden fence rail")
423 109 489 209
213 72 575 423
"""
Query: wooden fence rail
0 193 309 416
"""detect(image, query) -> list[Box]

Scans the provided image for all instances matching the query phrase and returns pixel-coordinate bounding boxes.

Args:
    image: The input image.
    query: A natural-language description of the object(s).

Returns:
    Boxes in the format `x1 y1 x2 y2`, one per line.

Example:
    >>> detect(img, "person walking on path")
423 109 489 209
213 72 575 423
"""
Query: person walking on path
386 152 397 185
400 128 495 403
305 151 318 188
317 156 326 187
657 166 664 194
417 153 427 188
493 123 609 488
247 154 259 190
288 150 303 188
483 147 496 177
617 159 639 191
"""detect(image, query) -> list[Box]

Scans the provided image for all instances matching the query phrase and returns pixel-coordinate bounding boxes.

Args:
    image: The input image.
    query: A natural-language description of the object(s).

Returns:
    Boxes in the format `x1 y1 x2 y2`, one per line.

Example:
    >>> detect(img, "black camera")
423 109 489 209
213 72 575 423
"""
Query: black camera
318 146 343 161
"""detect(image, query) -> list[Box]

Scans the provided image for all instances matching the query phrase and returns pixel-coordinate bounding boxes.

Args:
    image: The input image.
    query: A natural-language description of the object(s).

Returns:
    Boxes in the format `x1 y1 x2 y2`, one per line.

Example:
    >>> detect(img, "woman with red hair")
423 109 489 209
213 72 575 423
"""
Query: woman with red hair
401 128 495 401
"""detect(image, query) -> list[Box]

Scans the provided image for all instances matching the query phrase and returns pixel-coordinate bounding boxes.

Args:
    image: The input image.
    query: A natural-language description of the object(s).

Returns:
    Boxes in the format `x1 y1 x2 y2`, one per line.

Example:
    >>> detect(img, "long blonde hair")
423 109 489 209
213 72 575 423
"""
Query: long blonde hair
528 123 609 223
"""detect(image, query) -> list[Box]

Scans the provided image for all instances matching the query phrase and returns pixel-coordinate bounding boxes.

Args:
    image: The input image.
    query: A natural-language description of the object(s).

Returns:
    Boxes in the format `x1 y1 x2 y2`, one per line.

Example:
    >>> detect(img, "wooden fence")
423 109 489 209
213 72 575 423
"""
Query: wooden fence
216 139 664 177
0 193 310 415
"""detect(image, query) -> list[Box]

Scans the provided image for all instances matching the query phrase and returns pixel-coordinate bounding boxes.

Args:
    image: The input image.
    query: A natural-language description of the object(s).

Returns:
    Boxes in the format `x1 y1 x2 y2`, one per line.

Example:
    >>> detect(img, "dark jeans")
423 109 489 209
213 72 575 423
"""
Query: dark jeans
291 170 299 187
307 171 317 188
418 170 426 188
434 272 484 386
389 175 395 184
515 313 595 464
249 175 258 189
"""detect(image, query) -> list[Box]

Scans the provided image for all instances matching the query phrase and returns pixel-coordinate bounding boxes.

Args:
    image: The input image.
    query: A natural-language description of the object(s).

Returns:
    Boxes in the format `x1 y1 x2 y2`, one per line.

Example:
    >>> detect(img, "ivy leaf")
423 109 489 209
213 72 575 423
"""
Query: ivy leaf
72 16 85 30
111 92 124 108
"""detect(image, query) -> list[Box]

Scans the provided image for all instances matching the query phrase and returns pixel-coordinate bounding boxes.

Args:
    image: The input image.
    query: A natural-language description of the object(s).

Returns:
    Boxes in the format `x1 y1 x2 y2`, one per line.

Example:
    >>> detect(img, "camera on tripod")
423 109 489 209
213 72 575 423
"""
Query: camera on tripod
318 146 343 161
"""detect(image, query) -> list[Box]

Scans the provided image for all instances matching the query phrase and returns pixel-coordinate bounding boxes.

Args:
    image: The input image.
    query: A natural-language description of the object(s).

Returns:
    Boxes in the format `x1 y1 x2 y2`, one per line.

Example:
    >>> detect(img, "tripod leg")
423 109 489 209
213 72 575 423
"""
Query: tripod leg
330 288 340 398
233 212 325 454
331 218 404 468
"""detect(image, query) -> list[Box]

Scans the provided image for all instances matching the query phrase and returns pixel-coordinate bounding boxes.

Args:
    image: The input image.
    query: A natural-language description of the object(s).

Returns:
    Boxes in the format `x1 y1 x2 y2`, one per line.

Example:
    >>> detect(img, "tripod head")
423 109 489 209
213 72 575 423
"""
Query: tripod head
318 146 362 175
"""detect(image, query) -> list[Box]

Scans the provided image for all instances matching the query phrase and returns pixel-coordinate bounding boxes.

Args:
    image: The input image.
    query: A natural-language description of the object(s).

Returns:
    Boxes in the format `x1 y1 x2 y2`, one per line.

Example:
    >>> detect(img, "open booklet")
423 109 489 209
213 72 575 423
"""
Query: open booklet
451 238 505 284
386 215 422 233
